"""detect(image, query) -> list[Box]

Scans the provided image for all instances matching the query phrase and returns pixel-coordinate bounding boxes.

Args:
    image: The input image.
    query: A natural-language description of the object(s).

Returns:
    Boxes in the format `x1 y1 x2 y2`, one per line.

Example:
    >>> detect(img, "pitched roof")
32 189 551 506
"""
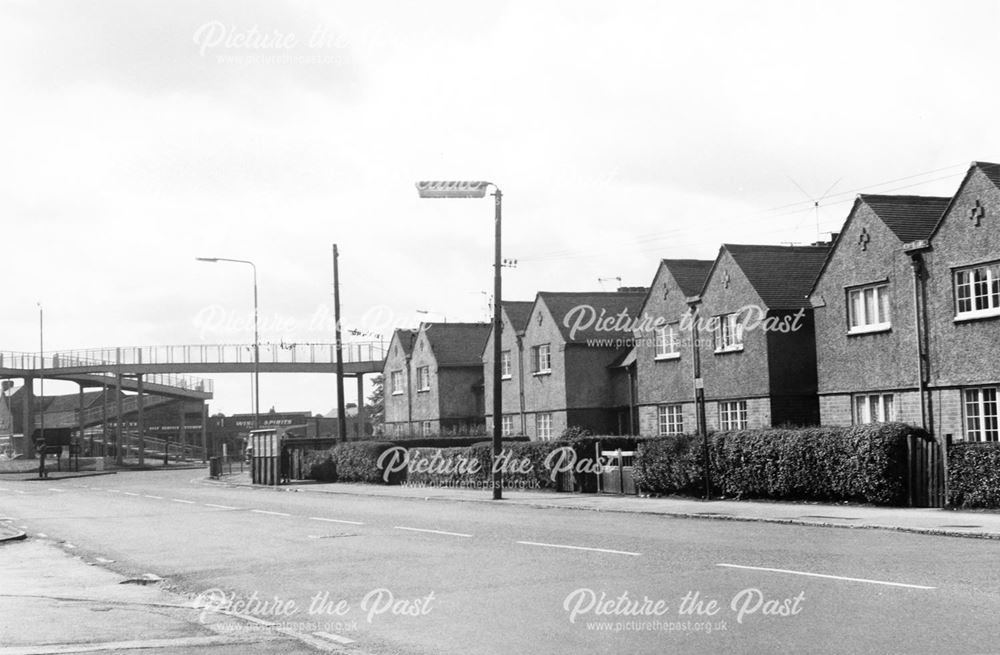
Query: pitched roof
423 322 491 366
975 161 1000 189
502 301 534 334
928 161 1000 240
538 291 648 343
722 244 831 310
391 328 418 357
39 390 106 414
663 259 714 297
859 194 950 243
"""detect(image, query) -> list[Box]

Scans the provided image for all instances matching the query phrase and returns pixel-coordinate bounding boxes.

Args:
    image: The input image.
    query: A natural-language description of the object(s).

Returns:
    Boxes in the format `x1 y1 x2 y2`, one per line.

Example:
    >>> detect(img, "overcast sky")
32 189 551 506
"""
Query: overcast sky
2 0 997 415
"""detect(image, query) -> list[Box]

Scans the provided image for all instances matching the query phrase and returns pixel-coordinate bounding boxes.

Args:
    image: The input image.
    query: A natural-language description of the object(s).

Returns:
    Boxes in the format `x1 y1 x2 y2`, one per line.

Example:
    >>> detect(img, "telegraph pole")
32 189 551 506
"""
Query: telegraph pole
333 244 347 442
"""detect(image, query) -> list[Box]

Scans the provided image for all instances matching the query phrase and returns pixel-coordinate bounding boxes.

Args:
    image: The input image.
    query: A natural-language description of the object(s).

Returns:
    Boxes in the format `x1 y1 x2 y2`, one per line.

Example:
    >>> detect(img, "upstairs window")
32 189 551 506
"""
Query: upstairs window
714 313 744 353
532 344 551 374
390 370 404 395
955 263 1000 320
417 366 430 391
654 323 680 359
848 283 891 333
501 350 512 379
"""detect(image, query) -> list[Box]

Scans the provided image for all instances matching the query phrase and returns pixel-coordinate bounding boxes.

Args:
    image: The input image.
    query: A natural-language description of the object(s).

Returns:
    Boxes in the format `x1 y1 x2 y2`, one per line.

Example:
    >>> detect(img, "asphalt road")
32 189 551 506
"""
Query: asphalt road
1 469 999 654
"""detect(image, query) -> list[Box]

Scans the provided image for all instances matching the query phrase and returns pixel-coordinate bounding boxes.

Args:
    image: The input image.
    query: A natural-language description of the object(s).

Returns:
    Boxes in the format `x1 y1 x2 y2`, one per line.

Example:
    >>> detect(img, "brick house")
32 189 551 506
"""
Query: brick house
695 244 829 430
481 301 534 437
382 328 417 436
922 162 1000 442
809 194 951 429
633 259 713 437
488 290 646 440
382 323 490 437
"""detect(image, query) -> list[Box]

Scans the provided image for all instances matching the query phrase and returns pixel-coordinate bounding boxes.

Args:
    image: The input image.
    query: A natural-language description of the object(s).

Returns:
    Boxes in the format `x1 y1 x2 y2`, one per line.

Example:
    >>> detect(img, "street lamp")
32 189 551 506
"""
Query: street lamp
196 257 260 430
415 180 504 500
37 302 44 455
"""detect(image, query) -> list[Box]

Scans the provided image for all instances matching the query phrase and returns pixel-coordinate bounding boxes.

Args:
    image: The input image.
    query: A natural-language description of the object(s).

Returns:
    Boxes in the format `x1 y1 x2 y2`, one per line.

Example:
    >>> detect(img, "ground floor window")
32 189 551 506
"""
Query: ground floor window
657 404 683 435
501 415 514 437
421 421 433 436
536 413 553 440
965 387 999 442
719 400 747 431
854 393 895 424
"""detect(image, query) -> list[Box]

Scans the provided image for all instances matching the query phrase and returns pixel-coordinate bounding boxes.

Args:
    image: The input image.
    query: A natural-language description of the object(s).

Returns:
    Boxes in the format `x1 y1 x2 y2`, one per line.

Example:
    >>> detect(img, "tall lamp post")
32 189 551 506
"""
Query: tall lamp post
415 180 503 500
196 257 260 430
37 302 44 453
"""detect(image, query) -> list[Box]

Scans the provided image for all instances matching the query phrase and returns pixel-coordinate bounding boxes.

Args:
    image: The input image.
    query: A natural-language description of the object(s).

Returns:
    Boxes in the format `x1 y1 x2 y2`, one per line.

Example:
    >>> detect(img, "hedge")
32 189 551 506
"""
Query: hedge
633 434 705 495
948 442 1000 509
709 423 913 505
304 441 405 484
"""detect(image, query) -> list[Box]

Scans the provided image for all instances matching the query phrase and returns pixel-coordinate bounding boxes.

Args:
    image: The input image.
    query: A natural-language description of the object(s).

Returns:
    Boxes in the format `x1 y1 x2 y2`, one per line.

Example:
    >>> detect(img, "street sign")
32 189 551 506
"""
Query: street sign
415 181 490 199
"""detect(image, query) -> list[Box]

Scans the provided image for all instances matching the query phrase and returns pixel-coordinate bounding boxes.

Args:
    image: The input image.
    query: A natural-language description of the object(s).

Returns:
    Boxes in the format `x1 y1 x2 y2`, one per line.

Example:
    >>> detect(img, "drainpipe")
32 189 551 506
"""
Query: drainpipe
516 332 527 435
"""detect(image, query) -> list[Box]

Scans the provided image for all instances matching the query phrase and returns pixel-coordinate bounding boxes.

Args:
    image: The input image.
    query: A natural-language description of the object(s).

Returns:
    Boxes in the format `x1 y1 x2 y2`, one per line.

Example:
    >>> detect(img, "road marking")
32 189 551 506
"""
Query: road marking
12 491 25 495
123 492 140 496
251 509 291 517
205 504 238 510
144 495 163 500
716 564 936 590
171 498 196 504
309 516 364 525
63 543 76 549
516 540 641 557
0 634 264 653
394 526 472 538
48 488 66 493
313 631 356 645
36 533 47 538
106 489 121 494
0 487 9 491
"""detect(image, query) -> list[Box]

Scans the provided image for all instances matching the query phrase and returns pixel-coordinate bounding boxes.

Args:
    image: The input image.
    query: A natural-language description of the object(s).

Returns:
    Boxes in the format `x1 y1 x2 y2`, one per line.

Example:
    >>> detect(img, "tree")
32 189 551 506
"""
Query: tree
367 375 384 429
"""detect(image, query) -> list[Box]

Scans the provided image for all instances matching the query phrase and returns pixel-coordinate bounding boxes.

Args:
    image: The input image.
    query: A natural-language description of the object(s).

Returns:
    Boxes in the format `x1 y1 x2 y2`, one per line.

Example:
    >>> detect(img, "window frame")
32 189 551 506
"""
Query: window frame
501 350 512 380
536 412 553 440
853 393 896 424
714 313 744 353
964 387 999 442
416 366 431 392
954 261 1000 321
390 370 404 396
654 323 681 360
501 415 514 437
847 282 892 334
532 344 552 375
719 400 748 431
656 404 684 435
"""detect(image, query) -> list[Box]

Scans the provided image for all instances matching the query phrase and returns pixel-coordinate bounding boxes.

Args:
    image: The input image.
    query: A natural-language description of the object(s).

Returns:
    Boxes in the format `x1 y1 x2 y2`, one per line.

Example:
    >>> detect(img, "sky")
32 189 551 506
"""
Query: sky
2 0 999 415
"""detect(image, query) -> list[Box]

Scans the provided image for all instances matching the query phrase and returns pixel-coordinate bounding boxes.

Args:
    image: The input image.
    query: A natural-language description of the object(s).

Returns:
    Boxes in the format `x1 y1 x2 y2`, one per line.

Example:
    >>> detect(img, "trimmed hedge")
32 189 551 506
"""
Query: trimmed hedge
710 423 913 505
948 442 1000 508
304 441 405 484
633 434 705 495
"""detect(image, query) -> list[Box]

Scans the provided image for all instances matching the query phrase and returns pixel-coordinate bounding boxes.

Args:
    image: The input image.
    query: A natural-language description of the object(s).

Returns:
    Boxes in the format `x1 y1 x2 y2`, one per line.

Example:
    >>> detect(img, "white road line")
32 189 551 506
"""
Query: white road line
36 533 48 538
516 540 641 557
309 517 364 526
0 487 9 491
144 495 163 500
394 526 472 538
205 504 238 510
48 488 66 493
13 490 25 495
106 489 121 493
313 631 356 645
251 509 291 517
123 492 140 496
716 564 936 590
171 498 196 504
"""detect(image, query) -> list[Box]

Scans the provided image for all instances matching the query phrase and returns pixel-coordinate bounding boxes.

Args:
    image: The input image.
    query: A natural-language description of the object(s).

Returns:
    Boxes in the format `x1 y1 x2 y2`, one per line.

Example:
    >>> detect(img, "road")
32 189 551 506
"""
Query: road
1 469 999 654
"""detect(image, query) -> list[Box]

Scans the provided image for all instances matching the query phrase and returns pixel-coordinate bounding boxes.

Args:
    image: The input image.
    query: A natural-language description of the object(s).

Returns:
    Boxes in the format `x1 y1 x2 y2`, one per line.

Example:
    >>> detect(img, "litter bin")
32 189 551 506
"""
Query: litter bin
209 456 222 478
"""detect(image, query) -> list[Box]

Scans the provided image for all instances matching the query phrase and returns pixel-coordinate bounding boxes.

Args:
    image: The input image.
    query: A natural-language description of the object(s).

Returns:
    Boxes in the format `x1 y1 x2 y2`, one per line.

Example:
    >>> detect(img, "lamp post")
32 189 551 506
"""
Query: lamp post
196 257 260 430
416 180 503 500
37 302 44 453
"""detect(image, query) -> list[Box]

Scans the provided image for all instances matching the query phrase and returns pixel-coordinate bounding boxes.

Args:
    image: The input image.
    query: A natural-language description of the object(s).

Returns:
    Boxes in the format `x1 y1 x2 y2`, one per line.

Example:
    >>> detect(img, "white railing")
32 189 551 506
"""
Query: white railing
47 341 387 368
0 351 214 394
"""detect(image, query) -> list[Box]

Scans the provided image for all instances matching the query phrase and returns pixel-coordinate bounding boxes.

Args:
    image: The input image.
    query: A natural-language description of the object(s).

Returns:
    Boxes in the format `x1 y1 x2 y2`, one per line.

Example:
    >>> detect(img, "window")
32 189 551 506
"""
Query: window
848 283 891 333
501 415 514 437
532 344 551 374
854 393 895 424
714 313 744 352
965 387 999 442
955 263 1000 319
421 421 433 436
417 366 430 391
654 323 680 359
536 413 553 440
719 400 748 430
657 405 684 435
390 370 404 395
501 350 512 379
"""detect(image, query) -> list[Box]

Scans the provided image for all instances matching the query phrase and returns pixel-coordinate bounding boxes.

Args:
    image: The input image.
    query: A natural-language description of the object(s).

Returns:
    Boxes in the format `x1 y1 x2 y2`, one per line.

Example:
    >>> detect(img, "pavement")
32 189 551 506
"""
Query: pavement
212 470 1000 540
3 468 999 654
